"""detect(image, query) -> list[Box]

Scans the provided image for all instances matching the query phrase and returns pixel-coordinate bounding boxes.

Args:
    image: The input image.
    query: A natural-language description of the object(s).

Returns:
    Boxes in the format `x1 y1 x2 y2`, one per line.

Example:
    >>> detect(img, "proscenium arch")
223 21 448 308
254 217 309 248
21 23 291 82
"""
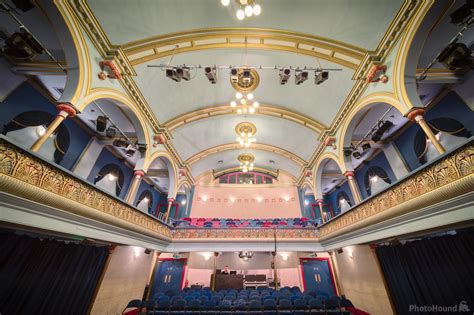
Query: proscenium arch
313 152 345 199
123 28 366 70
185 143 307 167
39 0 91 104
338 92 405 170
145 150 179 199
164 103 327 133
75 88 152 168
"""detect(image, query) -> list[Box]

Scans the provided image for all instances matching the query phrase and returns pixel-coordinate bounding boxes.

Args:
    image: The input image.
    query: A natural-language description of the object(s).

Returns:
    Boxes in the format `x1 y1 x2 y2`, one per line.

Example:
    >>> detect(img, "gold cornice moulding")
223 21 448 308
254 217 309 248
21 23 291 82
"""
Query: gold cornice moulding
318 142 474 239
0 139 171 241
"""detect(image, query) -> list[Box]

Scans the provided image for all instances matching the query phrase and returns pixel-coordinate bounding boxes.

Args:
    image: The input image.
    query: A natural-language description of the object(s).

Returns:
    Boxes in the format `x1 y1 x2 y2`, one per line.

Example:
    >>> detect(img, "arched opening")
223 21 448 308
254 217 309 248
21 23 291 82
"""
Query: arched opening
1 111 69 164
146 155 177 220
415 117 471 164
135 189 153 213
94 163 124 197
176 182 192 219
301 184 319 221
314 156 352 219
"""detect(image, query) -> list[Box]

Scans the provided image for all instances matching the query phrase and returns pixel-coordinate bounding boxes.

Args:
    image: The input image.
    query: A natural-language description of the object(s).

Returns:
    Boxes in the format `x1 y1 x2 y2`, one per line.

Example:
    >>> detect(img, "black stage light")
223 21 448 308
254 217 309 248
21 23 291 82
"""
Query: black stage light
105 126 117 137
337 248 344 254
96 115 107 132
12 0 35 12
362 143 371 152
204 66 218 84
136 143 148 153
343 148 353 157
166 67 181 82
295 70 309 85
279 68 291 85
371 120 394 142
0 29 44 60
449 1 473 25
437 43 473 71
230 68 238 83
315 71 329 85
242 68 251 84
178 66 191 81
125 147 136 157
113 139 129 148
352 151 362 159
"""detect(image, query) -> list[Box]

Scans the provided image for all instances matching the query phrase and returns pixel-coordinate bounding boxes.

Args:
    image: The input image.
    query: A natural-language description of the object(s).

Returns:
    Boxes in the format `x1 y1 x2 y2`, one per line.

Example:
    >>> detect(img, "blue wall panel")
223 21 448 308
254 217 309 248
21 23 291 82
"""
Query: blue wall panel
0 83 91 170
86 147 133 200
355 152 396 199
394 92 473 171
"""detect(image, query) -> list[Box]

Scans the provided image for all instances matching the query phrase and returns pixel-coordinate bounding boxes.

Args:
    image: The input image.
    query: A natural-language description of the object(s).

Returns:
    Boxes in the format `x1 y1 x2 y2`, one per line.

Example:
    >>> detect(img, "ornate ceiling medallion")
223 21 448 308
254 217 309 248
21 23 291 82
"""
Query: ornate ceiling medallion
235 122 257 147
230 67 260 93
238 153 255 173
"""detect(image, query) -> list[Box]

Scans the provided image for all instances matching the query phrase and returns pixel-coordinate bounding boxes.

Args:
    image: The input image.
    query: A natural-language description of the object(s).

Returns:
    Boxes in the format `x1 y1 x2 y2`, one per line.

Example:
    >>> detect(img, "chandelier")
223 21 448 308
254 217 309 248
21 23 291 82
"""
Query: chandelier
221 0 261 20
238 153 255 173
231 92 260 114
235 122 257 147
238 251 254 260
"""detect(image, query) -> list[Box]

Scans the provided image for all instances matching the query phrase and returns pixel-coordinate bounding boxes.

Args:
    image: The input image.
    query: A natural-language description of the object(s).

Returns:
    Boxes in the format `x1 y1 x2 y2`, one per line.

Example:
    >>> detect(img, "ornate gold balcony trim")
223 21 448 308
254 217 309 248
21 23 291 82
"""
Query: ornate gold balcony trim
171 228 319 241
0 138 171 241
319 142 473 239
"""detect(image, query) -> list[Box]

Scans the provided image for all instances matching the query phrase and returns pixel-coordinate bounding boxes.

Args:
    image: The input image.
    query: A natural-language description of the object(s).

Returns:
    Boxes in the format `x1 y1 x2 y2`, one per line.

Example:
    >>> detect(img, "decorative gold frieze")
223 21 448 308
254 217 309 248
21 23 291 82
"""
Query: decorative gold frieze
172 228 319 240
0 138 171 240
318 142 473 238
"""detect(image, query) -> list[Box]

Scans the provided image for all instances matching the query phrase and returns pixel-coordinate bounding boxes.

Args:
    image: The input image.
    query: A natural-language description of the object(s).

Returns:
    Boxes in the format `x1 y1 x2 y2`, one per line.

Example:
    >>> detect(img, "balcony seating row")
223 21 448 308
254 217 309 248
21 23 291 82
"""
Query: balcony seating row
172 218 318 228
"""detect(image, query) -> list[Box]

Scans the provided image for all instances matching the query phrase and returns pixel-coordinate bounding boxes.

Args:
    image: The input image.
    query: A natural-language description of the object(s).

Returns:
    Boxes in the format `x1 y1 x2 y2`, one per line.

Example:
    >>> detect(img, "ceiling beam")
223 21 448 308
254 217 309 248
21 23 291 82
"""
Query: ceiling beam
164 103 326 134
185 142 307 166
123 28 366 70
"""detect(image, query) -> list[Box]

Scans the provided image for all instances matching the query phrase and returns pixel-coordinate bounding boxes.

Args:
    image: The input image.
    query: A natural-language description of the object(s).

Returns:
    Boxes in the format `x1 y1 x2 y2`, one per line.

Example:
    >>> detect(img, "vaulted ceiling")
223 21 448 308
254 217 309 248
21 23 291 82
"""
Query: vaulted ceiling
83 0 406 179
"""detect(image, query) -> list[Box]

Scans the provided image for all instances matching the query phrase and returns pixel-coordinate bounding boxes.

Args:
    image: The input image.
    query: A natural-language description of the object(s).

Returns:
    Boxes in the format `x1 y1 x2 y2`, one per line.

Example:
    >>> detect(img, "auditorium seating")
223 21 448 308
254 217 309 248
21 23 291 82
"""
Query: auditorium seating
172 217 318 229
127 287 352 314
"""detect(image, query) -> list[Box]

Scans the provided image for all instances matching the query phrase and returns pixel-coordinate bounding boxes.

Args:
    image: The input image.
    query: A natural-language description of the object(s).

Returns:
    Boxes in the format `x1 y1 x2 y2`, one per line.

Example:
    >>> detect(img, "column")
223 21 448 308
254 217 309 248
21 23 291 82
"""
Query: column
328 251 344 296
164 198 175 222
316 199 326 223
125 170 145 204
212 252 219 291
271 251 279 290
343 171 362 204
31 103 77 152
406 108 445 154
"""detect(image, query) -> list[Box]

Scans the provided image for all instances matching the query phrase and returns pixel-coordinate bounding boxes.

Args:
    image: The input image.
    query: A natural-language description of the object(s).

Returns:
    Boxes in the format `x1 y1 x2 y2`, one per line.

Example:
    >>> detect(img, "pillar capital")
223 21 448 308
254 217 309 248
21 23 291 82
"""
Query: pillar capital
134 170 145 177
167 198 175 203
406 108 426 121
343 171 355 178
56 103 77 118
316 199 324 204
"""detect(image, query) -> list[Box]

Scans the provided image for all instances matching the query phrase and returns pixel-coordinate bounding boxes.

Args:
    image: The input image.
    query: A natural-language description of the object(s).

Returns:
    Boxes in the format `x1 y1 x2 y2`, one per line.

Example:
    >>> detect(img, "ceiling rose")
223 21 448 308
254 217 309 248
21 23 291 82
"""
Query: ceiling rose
237 153 255 164
230 67 260 93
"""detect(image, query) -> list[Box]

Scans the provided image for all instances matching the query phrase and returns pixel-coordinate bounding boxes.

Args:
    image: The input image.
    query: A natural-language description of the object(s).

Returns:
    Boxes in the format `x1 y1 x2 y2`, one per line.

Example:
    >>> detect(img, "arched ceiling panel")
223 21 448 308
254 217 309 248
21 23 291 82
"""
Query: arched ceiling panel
170 115 319 162
135 49 354 125
190 149 302 178
87 0 403 50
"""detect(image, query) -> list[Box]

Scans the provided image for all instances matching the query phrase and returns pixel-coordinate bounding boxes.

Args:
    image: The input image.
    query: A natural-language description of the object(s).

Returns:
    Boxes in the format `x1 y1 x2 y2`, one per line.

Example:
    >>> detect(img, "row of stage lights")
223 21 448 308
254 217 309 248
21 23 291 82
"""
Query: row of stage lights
157 65 334 85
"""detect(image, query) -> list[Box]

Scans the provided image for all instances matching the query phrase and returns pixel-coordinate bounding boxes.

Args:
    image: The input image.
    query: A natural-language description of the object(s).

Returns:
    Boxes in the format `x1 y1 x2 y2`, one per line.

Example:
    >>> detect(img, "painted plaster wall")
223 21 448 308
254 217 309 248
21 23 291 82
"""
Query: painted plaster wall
335 245 393 315
90 246 154 315
190 185 301 219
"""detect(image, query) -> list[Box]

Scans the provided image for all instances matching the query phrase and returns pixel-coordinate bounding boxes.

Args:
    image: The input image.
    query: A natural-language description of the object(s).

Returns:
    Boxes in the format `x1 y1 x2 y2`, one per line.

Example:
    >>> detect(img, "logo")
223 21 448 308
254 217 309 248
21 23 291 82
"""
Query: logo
459 301 470 312
409 301 471 313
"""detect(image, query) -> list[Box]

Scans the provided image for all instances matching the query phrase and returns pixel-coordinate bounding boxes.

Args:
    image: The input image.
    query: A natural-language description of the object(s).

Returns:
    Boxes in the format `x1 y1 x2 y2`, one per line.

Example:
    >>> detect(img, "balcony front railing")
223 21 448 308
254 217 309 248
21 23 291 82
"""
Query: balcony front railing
0 136 171 241
318 140 473 239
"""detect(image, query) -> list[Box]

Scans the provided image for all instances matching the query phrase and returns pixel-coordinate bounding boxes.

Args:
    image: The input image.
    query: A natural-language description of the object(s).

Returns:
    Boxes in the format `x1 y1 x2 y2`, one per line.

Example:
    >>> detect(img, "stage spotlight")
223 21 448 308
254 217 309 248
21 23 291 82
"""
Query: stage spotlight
230 68 238 83
362 143 371 152
242 68 251 84
315 71 329 85
437 43 474 71
12 0 35 12
105 126 117 137
125 146 136 157
343 148 353 157
337 248 344 254
449 1 473 25
371 120 394 142
136 143 148 153
0 29 44 60
166 67 181 82
204 66 218 84
279 68 291 85
352 151 362 159
96 115 108 132
177 66 191 81
295 70 309 85
113 139 130 148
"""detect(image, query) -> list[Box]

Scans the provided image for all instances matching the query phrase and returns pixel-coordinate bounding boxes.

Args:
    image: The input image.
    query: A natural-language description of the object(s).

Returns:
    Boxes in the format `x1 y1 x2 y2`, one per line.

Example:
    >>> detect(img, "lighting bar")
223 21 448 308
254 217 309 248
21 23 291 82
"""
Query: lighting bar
148 64 342 72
